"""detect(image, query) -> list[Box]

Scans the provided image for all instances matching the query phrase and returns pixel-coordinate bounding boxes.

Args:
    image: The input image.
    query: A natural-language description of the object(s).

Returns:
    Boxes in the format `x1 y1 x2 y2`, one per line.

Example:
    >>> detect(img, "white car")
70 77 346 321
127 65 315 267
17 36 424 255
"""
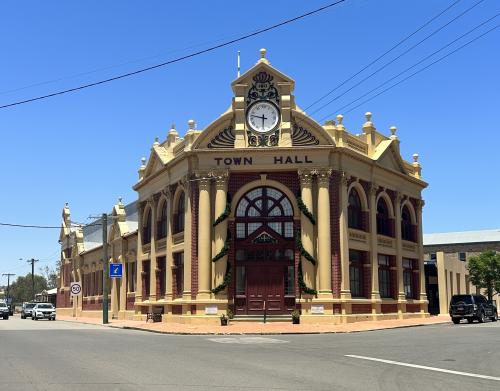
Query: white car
0 301 9 320
32 303 56 321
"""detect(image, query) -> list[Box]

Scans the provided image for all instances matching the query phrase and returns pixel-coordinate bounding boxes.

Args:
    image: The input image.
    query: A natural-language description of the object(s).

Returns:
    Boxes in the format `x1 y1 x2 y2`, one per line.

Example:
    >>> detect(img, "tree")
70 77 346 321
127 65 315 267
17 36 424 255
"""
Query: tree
9 274 48 304
39 266 58 289
467 250 500 301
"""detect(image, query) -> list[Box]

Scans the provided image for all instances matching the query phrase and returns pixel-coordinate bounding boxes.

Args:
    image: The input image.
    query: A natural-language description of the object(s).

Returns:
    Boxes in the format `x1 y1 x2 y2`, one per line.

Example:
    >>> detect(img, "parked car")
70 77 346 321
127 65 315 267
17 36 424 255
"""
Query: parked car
0 301 9 319
21 302 36 319
449 294 498 324
32 303 56 321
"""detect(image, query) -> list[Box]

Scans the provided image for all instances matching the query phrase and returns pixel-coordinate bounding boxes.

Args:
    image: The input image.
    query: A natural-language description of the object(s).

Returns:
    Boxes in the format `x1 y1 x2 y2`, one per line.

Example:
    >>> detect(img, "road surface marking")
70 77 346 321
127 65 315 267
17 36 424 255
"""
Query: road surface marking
208 337 288 344
345 355 500 382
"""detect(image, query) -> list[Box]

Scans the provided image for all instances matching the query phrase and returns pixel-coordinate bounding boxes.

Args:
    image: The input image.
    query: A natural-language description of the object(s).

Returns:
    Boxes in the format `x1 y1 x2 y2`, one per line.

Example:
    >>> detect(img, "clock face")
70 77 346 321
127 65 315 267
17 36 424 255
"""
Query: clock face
246 102 280 133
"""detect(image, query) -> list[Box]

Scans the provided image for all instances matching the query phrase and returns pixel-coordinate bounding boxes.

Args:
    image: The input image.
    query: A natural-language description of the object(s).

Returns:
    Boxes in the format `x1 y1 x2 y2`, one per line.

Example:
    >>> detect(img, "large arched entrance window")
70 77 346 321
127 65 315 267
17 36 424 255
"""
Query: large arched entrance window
348 188 363 230
233 186 295 316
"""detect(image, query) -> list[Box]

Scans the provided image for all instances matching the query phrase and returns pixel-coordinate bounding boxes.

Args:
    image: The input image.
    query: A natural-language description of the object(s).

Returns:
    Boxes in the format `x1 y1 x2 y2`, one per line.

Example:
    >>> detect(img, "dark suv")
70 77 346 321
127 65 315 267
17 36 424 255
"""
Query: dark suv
450 294 498 324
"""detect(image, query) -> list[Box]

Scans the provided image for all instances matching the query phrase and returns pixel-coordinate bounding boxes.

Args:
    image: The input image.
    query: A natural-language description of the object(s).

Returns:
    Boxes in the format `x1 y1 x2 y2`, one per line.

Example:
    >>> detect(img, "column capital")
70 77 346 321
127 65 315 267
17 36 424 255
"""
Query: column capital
162 187 172 200
369 182 379 196
415 198 425 210
340 171 350 187
313 168 332 186
298 169 314 186
213 170 229 189
394 191 404 204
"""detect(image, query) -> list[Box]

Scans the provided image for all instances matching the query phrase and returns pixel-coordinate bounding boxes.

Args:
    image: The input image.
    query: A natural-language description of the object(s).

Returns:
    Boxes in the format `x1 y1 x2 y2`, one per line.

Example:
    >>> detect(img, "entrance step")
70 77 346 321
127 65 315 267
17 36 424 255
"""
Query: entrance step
232 315 292 323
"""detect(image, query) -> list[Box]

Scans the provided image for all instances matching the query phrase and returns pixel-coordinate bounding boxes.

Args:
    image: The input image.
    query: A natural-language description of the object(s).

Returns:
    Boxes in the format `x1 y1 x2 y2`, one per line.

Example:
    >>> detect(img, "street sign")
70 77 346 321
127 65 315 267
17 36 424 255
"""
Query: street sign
109 263 123 278
70 282 82 296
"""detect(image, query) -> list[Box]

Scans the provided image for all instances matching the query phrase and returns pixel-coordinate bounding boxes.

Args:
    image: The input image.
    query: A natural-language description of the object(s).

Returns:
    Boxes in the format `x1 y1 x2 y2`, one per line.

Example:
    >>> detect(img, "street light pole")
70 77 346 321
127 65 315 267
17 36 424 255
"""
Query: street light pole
26 259 39 301
102 213 109 324
2 273 15 301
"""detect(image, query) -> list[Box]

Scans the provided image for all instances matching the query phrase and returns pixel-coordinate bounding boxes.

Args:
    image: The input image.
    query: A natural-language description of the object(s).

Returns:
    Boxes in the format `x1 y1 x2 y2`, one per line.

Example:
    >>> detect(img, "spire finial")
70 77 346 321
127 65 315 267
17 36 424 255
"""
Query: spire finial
141 157 146 166
389 126 398 140
413 153 419 163
153 137 159 146
260 48 266 59
188 119 195 130
365 112 372 122
118 196 123 204
336 114 344 125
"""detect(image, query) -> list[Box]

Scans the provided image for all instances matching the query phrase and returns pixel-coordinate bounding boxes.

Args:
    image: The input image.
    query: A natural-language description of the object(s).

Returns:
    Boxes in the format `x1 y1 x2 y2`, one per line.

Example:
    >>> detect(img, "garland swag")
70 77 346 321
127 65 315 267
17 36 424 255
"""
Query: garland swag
295 232 317 266
298 262 317 295
213 194 232 227
211 231 231 263
296 194 316 225
211 263 232 294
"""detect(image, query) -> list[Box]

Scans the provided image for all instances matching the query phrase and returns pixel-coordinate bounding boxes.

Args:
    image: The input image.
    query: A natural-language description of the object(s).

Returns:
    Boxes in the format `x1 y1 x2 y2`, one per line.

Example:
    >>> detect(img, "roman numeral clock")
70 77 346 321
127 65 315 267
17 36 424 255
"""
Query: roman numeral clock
246 71 281 147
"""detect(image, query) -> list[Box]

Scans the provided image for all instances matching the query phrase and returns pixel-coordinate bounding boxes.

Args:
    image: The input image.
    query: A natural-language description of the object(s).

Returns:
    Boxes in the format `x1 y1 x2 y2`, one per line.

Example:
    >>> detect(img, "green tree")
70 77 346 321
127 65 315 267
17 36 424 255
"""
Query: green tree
9 274 48 304
39 266 58 289
467 250 500 301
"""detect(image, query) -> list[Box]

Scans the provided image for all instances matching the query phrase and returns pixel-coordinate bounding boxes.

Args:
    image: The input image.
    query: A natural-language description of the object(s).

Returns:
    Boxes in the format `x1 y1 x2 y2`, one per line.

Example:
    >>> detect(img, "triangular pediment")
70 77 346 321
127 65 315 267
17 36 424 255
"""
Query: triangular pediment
231 60 295 92
374 140 407 174
143 149 165 179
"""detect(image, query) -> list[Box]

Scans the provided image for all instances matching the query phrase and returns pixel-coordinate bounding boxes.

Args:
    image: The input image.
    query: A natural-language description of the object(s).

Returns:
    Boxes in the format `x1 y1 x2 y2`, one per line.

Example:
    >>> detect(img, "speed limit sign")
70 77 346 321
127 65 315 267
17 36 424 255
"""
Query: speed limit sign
70 282 82 296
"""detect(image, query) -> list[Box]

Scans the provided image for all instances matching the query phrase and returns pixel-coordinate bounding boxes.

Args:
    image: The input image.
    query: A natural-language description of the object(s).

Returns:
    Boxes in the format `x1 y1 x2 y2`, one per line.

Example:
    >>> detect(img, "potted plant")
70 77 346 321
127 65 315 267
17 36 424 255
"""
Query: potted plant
291 309 300 324
226 308 234 320
220 313 228 326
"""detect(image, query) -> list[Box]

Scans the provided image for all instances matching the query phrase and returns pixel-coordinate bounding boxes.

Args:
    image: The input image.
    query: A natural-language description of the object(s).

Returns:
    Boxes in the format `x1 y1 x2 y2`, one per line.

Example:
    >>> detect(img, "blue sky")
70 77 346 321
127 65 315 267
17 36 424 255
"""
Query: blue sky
1 0 499 283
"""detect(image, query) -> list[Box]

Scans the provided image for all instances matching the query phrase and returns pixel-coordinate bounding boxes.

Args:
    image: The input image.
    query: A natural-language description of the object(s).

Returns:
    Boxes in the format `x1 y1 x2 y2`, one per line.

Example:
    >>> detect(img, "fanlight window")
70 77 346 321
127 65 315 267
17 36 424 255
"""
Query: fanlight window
235 187 294 239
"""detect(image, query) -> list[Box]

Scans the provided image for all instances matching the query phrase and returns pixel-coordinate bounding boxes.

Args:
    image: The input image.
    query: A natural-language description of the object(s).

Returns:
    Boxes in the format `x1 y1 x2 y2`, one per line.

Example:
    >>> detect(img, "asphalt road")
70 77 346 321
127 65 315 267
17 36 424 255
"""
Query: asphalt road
1 315 499 391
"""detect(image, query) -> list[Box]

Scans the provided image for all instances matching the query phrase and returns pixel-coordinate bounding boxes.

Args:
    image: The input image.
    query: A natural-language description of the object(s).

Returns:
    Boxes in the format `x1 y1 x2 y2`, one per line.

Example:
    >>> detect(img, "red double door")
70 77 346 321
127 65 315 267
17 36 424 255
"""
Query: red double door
246 264 285 315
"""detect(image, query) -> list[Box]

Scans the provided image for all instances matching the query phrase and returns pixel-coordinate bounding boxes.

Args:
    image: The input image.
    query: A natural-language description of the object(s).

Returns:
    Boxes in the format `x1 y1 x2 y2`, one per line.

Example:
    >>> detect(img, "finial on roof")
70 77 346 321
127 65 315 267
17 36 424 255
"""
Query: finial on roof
118 197 123 204
336 114 345 130
413 153 419 163
188 119 195 130
171 123 175 129
389 126 398 140
257 48 270 64
141 157 146 166
153 137 159 146
65 202 69 208
365 112 372 122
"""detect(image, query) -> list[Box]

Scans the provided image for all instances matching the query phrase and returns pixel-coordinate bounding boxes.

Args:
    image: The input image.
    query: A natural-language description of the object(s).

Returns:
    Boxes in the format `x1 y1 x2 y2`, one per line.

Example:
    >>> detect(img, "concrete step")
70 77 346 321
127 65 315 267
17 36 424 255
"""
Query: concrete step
231 314 292 323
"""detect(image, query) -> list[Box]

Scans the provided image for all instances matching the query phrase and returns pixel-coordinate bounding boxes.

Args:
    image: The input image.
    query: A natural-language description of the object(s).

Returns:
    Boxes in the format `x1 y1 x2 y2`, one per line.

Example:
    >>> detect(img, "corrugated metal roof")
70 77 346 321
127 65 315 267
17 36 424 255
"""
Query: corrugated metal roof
424 229 500 246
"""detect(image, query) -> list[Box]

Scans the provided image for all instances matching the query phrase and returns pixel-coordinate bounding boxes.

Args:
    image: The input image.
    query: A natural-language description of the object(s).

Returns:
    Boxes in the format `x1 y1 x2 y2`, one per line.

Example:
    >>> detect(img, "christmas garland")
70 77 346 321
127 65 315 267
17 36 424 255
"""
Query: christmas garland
296 193 316 225
295 232 317 266
298 262 317 295
213 194 232 227
212 231 231 263
211 263 232 294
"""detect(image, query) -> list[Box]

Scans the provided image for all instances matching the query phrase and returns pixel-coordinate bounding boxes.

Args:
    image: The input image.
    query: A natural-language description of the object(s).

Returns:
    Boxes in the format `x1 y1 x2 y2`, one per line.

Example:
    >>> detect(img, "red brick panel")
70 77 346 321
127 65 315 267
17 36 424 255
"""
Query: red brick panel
406 303 420 313
330 171 341 298
126 295 135 311
381 303 398 313
351 304 372 314
191 180 198 299
363 252 371 299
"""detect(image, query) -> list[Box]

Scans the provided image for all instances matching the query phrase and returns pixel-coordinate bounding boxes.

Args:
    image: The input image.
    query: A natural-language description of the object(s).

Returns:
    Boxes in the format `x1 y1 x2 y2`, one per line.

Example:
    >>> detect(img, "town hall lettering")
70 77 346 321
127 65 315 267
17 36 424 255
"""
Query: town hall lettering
214 156 313 166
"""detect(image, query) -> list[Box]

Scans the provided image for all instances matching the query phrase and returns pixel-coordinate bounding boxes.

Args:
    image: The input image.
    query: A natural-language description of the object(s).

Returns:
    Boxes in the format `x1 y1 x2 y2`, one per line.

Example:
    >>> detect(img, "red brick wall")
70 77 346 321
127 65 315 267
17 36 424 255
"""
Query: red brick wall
330 171 341 298
126 295 135 311
363 251 371 299
381 303 398 313
191 181 198 299
56 289 70 308
351 304 371 314
406 303 420 313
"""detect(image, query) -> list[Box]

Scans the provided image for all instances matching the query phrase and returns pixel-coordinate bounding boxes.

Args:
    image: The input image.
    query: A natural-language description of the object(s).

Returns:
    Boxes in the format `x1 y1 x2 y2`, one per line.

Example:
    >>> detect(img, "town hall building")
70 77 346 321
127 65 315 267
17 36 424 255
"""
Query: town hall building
57 49 428 324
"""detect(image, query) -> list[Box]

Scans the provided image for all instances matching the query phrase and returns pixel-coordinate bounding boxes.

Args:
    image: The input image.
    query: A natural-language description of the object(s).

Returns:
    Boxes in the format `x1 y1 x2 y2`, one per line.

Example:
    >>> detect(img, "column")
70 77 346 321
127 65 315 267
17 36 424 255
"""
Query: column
119 240 127 317
339 172 351 300
213 172 229 296
416 199 428 311
149 195 159 302
395 193 406 317
437 252 447 315
369 183 380 301
183 179 192 300
111 247 120 318
135 202 145 304
197 175 212 299
317 169 332 297
164 188 173 301
298 170 315 292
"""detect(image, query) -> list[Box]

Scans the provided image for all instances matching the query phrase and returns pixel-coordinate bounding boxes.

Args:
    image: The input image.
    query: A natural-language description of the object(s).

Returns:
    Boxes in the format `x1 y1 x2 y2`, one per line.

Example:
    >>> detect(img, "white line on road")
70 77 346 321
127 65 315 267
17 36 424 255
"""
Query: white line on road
345 355 500 382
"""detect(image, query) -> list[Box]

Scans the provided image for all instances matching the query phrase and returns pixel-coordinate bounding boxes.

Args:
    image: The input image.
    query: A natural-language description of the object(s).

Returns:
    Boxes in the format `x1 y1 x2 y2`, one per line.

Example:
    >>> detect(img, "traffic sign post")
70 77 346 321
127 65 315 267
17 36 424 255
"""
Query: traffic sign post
109 263 122 278
70 282 82 297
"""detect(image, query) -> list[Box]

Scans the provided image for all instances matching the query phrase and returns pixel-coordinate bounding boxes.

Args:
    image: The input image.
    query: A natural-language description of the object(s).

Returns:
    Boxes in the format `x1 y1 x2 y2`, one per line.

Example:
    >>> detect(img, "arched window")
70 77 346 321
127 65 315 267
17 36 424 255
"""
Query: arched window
376 198 391 236
235 187 294 239
401 205 413 242
348 188 363 230
174 192 185 233
143 208 152 244
157 201 168 239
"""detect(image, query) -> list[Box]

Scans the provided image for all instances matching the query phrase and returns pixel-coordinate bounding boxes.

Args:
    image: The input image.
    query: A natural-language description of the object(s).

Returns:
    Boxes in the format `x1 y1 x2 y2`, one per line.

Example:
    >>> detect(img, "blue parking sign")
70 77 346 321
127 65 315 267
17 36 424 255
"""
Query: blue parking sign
109 263 123 278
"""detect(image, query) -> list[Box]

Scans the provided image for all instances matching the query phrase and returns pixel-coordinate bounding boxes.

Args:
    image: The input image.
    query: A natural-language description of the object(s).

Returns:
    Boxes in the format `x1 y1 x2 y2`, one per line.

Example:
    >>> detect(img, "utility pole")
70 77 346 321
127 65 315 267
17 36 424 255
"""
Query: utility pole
27 259 39 301
102 213 109 324
2 273 15 301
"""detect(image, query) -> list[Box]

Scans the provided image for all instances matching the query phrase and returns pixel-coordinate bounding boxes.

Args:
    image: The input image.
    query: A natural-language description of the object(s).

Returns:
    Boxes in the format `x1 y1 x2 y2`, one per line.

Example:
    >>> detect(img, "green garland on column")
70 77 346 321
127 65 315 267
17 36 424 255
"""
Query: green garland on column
296 194 316 225
213 194 232 227
211 263 232 294
298 262 317 295
212 230 232 263
295 232 317 265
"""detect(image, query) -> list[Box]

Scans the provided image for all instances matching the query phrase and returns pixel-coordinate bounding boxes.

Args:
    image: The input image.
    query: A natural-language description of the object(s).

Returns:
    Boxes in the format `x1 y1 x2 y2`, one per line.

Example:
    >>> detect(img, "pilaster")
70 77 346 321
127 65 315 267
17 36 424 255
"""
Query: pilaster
182 176 193 299
197 173 212 299
394 192 406 317
149 194 160 301
339 172 351 301
213 171 229 298
369 183 380 304
416 199 428 313
316 169 333 298
298 170 315 297
164 188 173 301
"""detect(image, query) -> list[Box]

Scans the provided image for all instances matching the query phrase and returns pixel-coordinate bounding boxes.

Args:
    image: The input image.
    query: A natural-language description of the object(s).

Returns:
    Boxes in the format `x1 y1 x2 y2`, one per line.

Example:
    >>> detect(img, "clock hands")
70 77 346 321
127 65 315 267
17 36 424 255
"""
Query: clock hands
250 114 267 129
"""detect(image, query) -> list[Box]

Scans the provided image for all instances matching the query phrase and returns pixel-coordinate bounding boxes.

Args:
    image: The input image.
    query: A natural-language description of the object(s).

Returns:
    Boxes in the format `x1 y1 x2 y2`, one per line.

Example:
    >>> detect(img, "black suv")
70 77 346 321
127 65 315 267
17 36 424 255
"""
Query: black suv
450 294 498 324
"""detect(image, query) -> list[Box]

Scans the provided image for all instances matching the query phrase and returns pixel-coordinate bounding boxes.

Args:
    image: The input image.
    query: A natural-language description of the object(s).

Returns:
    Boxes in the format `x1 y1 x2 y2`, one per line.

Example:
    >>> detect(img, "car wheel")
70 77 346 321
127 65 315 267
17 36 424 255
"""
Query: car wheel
3 316 7 320
21 315 25 319
492 312 498 322
467 318 474 323
452 318 461 324
479 311 486 323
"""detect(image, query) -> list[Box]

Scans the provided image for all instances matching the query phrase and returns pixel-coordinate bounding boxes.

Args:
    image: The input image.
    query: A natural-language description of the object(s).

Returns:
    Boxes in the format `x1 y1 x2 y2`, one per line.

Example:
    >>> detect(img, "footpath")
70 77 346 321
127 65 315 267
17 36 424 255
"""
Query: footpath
57 314 450 335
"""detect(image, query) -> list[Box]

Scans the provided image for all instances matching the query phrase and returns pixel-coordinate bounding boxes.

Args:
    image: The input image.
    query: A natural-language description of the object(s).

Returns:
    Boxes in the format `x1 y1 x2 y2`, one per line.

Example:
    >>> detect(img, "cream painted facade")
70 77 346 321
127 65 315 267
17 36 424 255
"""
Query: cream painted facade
58 49 429 324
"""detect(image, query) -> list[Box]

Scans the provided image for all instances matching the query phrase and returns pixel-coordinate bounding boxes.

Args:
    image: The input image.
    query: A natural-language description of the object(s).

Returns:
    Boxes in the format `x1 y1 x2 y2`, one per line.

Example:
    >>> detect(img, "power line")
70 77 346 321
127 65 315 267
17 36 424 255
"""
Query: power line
308 0 485 116
0 221 100 229
323 13 500 119
335 24 499 116
304 0 463 111
0 0 346 110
